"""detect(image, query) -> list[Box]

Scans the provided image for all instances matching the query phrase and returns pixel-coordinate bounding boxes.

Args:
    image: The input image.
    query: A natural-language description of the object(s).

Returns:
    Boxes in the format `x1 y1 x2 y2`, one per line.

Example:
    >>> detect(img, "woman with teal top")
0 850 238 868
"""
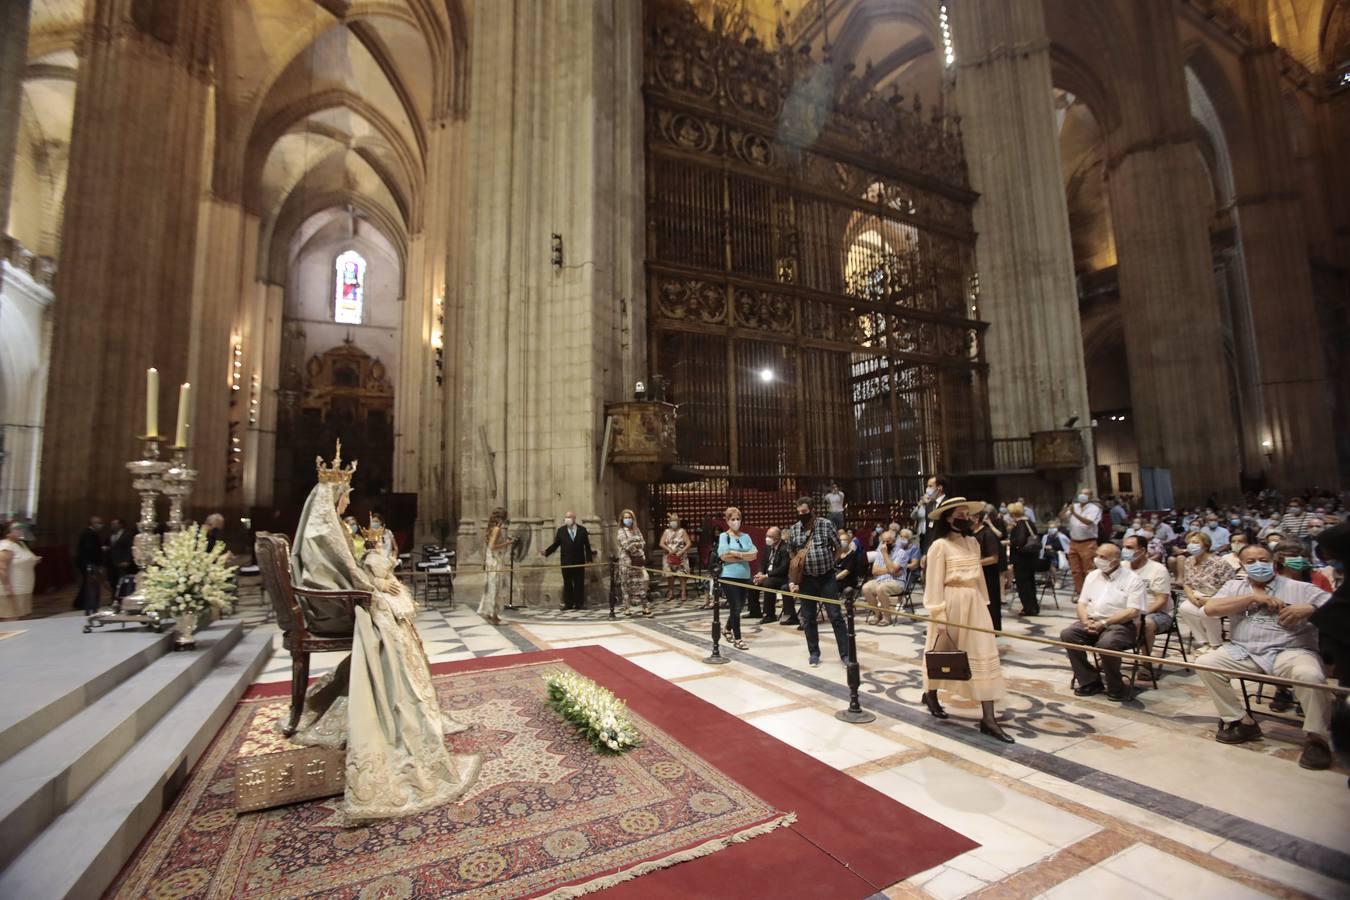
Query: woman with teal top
717 507 758 650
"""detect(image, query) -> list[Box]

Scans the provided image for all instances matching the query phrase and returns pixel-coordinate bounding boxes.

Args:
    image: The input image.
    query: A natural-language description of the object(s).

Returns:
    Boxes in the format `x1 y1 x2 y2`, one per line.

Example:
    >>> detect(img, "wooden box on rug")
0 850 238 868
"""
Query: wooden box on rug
234 746 345 812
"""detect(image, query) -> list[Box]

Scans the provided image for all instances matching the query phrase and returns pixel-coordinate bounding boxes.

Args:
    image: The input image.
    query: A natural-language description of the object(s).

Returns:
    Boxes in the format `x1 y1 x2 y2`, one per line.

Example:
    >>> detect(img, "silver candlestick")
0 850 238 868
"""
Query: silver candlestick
162 448 197 532
85 436 171 633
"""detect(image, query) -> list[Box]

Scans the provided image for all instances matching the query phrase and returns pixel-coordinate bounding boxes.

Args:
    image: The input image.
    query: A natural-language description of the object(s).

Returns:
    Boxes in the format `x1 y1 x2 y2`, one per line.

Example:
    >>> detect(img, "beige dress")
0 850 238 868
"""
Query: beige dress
0 538 38 618
478 527 510 618
922 534 1006 702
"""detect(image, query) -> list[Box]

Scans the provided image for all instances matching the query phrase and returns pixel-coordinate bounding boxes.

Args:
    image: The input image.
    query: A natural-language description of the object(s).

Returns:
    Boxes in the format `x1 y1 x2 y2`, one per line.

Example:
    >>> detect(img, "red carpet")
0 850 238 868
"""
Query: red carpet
251 646 976 897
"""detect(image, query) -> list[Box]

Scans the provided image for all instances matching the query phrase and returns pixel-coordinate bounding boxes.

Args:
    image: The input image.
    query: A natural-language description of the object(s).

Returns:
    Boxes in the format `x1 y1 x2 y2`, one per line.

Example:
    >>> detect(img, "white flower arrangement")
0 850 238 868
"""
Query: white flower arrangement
545 671 640 754
139 523 238 620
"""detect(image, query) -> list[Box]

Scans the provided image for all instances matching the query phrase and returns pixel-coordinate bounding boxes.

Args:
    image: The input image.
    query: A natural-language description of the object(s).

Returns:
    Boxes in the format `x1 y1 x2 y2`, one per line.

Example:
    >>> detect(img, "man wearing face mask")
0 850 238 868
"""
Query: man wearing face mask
753 526 791 624
862 529 907 625
1060 486 1102 595
785 497 849 667
1200 514 1231 555
542 512 595 610
1060 543 1148 700
1123 535 1173 680
911 475 948 555
1278 499 1313 539
1195 544 1333 769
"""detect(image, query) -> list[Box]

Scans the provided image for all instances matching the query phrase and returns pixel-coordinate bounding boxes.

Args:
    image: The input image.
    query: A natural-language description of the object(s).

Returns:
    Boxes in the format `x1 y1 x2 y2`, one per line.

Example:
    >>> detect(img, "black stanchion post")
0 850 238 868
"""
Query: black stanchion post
608 556 619 620
835 587 875 724
703 573 729 665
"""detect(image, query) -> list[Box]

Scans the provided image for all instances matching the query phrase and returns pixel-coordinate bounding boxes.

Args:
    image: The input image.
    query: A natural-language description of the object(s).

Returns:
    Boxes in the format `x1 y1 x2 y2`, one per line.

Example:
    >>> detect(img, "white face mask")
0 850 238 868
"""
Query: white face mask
765 537 775 546
623 518 633 527
1093 558 1114 572
565 517 575 526
728 519 741 530
925 487 936 498
668 521 678 529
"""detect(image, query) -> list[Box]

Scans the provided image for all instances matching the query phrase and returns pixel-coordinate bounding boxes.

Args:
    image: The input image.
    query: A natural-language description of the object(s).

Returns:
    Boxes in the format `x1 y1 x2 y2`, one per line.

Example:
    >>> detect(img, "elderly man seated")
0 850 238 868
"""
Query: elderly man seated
1194 544 1333 769
1061 543 1148 700
862 528 919 625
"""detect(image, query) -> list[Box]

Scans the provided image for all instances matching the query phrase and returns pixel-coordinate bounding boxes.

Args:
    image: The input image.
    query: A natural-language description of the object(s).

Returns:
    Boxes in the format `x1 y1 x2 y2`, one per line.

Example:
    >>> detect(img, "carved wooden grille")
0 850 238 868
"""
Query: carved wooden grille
644 0 990 530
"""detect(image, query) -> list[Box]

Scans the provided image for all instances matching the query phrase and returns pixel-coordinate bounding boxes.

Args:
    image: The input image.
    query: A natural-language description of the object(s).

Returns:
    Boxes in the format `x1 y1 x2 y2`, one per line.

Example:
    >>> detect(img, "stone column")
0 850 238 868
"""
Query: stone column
949 0 1093 486
36 0 212 540
0 0 31 223
454 0 644 604
1228 3 1339 489
1103 1 1240 503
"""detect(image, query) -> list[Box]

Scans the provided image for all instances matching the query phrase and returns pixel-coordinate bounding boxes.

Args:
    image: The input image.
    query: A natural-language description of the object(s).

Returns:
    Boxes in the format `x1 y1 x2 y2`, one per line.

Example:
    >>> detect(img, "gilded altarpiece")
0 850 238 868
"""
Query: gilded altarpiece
644 0 990 526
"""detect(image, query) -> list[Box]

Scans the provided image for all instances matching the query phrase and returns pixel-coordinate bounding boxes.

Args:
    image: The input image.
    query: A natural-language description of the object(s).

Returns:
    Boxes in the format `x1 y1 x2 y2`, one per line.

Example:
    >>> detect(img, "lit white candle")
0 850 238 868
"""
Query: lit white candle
174 382 191 448
146 368 159 438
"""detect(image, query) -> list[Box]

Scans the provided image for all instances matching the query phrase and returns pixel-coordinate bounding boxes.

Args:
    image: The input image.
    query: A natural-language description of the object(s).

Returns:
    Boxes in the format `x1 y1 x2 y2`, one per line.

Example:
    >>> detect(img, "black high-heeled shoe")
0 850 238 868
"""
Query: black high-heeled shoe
979 720 1015 743
922 691 949 719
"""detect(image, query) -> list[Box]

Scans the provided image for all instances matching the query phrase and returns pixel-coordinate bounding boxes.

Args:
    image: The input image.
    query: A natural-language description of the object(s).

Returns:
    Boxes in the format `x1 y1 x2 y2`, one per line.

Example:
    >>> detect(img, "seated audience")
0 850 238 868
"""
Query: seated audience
1060 543 1147 701
1177 531 1231 653
1194 544 1332 769
752 525 790 624
1123 534 1173 678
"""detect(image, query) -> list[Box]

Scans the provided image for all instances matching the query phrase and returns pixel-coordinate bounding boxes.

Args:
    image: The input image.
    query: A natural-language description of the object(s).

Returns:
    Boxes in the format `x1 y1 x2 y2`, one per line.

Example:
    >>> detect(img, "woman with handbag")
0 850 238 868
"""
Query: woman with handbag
616 509 652 617
921 498 1016 743
1008 502 1040 615
659 514 691 606
717 508 758 650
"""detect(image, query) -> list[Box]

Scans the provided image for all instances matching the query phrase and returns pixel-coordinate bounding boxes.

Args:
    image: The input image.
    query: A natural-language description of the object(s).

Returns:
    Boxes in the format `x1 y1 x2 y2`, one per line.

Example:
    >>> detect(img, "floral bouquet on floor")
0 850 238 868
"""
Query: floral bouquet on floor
139 523 237 644
545 671 641 754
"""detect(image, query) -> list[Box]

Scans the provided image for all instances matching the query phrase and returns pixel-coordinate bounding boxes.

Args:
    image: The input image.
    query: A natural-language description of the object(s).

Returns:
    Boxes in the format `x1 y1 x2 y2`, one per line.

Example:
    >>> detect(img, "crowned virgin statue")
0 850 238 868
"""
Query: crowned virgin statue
286 441 481 821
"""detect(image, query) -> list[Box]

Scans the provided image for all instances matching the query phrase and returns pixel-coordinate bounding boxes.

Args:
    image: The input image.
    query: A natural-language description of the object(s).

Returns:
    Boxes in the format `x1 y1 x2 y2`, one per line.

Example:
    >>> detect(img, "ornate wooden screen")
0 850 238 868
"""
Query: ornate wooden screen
644 0 990 533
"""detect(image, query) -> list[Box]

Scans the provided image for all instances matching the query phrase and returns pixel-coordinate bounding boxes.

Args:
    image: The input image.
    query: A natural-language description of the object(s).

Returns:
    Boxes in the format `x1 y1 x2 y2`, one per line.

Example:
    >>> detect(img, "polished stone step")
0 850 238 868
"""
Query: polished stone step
0 626 273 900
0 619 243 872
0 616 173 766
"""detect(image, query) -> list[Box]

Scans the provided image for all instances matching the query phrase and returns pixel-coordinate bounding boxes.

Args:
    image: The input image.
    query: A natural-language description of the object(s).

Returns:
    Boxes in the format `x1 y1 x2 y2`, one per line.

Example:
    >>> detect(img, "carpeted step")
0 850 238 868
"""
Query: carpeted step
0 620 244 872
0 626 273 900
0 618 174 767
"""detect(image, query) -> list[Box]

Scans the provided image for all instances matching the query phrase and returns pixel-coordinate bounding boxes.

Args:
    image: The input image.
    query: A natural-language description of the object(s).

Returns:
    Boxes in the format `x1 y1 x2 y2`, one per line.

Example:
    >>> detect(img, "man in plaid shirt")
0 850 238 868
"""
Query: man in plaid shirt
786 497 850 667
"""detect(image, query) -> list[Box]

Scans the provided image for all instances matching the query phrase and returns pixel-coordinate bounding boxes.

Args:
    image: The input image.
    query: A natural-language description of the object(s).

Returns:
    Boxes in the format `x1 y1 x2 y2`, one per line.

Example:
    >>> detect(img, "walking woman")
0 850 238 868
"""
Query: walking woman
478 508 512 625
921 498 1015 743
0 521 40 621
716 508 758 650
1007 502 1040 615
617 509 651 616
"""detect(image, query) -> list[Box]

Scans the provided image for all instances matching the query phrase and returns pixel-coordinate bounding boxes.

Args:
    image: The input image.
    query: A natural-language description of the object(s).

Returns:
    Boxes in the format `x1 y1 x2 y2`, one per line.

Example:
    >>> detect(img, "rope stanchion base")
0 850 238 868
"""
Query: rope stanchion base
703 578 730 665
835 587 876 724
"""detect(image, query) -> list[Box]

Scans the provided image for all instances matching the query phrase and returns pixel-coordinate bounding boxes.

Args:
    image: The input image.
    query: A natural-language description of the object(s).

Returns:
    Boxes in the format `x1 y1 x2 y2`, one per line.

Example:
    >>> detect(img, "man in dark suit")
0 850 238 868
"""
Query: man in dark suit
753 525 794 625
74 516 104 613
105 518 137 594
541 512 595 610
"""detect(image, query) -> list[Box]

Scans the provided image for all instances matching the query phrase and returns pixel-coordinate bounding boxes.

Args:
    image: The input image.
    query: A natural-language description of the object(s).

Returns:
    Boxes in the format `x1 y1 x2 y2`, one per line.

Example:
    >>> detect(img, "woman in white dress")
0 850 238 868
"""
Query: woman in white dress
921 498 1015 743
0 521 40 620
287 443 481 821
478 507 512 625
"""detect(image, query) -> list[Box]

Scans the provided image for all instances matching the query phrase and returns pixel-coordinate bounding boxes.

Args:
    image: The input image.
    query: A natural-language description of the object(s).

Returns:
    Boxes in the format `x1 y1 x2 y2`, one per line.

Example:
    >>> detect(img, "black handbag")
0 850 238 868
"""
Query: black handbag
925 626 972 681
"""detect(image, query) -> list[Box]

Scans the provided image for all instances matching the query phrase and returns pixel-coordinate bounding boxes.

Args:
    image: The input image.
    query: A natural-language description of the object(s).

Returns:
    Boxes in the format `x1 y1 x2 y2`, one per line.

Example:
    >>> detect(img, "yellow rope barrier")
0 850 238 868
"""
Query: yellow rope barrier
637 566 1350 698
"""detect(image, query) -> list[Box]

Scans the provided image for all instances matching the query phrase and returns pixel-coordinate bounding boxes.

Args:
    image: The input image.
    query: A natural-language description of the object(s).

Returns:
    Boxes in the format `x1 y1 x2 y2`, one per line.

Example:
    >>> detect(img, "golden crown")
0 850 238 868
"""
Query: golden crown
359 514 385 543
316 439 358 485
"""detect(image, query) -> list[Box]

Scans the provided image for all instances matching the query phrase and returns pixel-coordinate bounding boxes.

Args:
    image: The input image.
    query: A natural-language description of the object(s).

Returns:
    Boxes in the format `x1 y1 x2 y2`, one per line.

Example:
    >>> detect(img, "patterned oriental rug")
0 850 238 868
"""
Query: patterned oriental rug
111 647 977 899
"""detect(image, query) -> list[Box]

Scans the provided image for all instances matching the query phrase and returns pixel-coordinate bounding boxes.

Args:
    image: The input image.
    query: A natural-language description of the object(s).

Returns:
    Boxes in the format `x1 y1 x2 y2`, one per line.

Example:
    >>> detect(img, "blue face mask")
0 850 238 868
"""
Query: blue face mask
1245 561 1276 583
1121 548 1136 562
1076 494 1089 504
1186 544 1204 557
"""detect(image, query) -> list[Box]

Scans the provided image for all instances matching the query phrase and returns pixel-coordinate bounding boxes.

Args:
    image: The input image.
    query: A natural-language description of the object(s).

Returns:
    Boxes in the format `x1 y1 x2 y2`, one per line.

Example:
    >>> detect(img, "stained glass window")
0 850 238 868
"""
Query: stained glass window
334 250 366 325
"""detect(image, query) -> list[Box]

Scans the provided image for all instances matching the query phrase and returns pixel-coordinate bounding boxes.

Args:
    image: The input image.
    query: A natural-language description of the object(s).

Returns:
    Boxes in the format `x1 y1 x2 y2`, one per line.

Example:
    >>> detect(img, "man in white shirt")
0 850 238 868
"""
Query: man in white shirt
1060 543 1148 700
911 475 948 554
1060 486 1102 595
1152 517 1176 544
1123 534 1173 679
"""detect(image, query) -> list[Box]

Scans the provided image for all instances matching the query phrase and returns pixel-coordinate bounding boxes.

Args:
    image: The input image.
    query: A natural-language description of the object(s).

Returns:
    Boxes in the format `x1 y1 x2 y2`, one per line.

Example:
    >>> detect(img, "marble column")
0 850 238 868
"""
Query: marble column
1227 4 1339 490
0 0 31 223
1103 2 1240 504
36 0 212 541
949 0 1093 486
454 0 644 604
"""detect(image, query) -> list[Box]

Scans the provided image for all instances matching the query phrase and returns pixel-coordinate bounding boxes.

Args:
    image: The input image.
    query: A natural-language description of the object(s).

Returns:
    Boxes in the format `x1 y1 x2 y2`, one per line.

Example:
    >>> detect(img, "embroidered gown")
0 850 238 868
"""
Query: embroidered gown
616 526 650 610
922 534 1007 702
287 481 481 822
478 527 510 619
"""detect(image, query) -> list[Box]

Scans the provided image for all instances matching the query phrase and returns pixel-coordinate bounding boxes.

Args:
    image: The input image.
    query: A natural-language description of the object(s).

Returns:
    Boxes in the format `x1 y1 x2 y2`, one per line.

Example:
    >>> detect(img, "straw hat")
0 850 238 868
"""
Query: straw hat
927 496 986 521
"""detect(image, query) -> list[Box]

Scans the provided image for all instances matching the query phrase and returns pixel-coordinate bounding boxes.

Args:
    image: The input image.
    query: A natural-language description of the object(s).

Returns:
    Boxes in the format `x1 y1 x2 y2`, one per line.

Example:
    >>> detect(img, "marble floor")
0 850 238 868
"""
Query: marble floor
249 589 1350 899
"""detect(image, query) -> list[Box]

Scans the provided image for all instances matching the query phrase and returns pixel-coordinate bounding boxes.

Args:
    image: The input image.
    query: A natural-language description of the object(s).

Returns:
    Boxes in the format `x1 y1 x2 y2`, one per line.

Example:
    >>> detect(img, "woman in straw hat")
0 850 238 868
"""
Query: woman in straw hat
920 497 1015 743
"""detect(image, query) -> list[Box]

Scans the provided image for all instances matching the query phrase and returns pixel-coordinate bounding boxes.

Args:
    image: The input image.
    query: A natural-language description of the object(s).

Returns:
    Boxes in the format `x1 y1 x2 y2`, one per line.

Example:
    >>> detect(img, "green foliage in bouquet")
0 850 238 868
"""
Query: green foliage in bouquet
139 523 238 619
545 671 640 754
